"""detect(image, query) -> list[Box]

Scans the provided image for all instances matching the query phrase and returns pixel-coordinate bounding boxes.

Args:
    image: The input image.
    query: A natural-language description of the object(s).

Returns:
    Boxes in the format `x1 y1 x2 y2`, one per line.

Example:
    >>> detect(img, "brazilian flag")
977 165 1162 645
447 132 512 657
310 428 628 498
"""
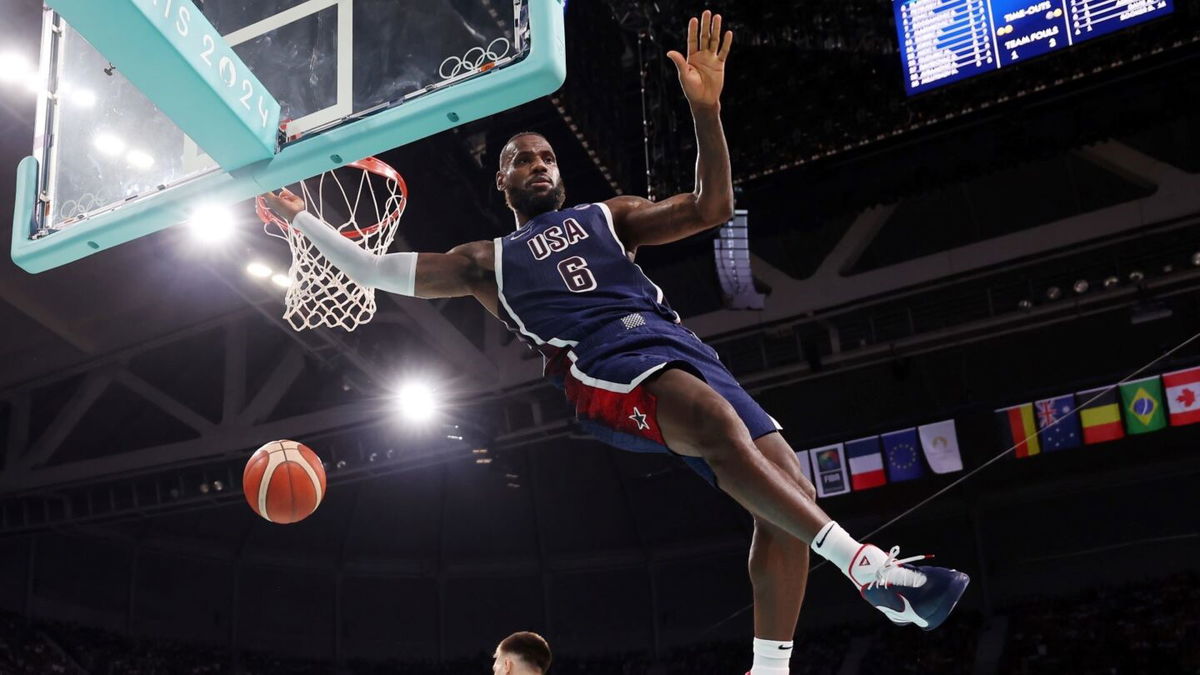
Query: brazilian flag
1119 376 1167 434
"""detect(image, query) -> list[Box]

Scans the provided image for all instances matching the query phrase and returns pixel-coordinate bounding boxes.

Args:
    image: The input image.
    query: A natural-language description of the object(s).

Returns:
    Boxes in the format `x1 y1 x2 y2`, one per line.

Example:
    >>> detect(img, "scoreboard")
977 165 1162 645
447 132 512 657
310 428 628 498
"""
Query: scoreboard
895 0 1174 95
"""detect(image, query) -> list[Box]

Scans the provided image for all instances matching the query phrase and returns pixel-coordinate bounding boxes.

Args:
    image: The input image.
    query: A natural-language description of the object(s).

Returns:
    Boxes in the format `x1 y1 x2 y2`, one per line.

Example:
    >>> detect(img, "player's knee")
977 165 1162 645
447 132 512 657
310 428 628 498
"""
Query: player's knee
688 397 751 462
795 472 817 501
775 450 817 500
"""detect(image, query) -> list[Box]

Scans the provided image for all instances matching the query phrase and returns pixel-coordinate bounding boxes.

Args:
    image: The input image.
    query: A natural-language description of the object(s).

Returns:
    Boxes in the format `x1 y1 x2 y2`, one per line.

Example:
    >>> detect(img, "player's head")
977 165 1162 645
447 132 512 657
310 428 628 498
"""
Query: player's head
491 631 552 674
496 132 566 220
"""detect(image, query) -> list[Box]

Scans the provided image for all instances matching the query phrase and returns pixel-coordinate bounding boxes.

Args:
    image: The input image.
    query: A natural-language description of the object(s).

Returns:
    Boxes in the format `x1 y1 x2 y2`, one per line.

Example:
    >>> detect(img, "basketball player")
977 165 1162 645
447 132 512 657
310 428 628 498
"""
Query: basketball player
492 632 552 674
263 10 969 674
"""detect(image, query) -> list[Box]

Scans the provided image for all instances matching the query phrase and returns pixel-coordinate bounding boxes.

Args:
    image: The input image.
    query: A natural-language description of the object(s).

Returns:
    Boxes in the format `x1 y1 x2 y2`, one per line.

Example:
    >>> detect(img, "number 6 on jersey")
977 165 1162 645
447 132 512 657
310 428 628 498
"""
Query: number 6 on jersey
557 256 597 292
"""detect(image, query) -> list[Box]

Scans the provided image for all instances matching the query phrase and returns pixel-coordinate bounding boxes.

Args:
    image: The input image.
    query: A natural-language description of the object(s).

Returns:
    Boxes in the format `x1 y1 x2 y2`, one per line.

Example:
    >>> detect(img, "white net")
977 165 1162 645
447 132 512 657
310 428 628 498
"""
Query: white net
259 158 407 332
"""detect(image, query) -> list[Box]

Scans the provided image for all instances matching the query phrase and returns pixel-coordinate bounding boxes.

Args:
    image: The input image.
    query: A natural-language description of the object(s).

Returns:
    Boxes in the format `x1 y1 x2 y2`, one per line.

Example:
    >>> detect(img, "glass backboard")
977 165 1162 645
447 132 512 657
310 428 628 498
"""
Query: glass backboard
12 0 565 273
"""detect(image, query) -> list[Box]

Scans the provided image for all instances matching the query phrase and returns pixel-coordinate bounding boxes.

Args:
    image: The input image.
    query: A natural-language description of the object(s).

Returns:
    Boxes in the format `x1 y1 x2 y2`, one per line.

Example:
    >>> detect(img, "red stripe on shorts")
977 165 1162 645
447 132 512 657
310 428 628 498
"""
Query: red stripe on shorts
563 368 665 445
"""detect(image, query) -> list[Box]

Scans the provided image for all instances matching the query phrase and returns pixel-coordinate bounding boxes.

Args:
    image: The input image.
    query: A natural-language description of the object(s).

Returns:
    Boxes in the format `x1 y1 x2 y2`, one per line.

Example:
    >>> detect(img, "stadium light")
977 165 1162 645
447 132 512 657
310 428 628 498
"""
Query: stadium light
93 132 125 157
70 87 97 107
0 53 31 84
186 204 235 244
270 273 291 288
246 261 272 278
126 149 154 169
395 381 438 422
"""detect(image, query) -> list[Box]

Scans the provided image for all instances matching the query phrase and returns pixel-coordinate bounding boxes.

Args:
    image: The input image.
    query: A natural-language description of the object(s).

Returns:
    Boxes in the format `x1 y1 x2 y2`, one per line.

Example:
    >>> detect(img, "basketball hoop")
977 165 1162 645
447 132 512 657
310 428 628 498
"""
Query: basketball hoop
255 157 408 332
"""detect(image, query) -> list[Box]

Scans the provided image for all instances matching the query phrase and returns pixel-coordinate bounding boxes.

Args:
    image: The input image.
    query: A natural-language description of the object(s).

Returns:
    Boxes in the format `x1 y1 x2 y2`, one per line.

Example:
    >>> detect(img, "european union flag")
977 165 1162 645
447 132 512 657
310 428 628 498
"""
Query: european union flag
882 428 925 482
1034 394 1083 451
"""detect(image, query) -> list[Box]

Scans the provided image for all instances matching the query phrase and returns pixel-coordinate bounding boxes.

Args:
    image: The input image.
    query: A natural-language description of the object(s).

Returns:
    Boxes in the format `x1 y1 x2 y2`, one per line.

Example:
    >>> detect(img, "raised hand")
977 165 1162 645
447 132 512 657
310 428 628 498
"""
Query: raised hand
261 188 306 223
666 10 733 111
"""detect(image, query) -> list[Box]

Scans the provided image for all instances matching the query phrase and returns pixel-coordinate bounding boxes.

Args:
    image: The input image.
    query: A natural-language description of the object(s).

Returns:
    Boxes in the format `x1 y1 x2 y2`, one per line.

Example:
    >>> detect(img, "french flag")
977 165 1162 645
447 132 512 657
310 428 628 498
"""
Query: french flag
846 436 887 491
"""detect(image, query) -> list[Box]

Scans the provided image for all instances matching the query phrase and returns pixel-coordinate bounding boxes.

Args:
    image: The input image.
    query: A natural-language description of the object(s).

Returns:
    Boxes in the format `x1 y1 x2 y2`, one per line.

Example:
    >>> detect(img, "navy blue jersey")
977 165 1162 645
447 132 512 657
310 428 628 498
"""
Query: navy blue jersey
494 203 679 348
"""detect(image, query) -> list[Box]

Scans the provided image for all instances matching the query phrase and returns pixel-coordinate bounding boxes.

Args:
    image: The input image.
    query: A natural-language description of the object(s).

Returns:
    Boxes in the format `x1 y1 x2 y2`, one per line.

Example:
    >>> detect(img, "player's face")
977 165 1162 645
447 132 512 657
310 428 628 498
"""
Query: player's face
497 135 566 218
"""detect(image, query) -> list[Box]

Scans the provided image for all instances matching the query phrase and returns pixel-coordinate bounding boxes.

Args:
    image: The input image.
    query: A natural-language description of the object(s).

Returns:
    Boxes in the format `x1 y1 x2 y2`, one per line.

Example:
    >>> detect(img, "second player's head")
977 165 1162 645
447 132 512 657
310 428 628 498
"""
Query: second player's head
496 132 566 221
491 631 552 674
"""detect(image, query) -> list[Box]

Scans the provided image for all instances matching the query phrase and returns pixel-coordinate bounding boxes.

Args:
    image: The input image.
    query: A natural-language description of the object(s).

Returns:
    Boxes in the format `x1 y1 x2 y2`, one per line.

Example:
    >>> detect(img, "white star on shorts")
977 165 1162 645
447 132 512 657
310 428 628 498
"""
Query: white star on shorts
629 407 649 431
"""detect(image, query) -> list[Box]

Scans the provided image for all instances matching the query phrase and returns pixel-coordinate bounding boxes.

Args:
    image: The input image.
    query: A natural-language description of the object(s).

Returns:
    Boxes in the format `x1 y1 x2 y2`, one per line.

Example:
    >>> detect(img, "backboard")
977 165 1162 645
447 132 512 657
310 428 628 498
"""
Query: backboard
12 0 565 273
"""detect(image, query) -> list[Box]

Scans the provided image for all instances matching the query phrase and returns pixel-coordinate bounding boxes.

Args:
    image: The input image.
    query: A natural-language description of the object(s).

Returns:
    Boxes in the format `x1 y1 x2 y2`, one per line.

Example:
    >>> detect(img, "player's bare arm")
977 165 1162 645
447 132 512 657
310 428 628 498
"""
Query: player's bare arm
606 10 735 252
260 190 500 313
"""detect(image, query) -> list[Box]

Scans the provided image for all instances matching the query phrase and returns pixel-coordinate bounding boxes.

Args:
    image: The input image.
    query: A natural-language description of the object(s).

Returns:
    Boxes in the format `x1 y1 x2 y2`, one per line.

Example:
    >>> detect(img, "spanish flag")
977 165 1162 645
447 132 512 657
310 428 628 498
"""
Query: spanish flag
996 403 1041 458
1076 386 1125 444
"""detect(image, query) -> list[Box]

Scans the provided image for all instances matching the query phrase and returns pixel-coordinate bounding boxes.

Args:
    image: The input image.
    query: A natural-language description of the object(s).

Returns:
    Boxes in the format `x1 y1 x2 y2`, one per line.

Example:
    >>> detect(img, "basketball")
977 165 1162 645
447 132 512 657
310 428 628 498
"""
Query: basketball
242 440 327 524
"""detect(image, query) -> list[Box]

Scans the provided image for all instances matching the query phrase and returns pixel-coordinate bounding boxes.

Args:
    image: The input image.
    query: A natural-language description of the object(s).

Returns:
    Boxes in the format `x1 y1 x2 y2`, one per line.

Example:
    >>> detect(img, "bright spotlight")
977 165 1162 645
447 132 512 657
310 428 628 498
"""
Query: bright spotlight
186 204 235 244
0 53 30 83
126 149 154 169
71 87 96 107
246 261 272 278
270 273 291 288
396 382 437 422
93 132 125 156
22 71 41 94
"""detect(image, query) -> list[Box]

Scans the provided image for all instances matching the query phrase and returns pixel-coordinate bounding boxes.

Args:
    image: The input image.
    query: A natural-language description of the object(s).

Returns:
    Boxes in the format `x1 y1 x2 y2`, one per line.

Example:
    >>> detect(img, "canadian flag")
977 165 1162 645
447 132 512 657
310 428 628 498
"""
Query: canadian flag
1162 366 1200 426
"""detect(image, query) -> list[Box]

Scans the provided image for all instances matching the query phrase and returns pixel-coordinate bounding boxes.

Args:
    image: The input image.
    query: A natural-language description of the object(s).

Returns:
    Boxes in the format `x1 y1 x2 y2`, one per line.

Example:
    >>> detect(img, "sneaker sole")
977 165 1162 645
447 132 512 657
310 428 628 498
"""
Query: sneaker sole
920 571 970 631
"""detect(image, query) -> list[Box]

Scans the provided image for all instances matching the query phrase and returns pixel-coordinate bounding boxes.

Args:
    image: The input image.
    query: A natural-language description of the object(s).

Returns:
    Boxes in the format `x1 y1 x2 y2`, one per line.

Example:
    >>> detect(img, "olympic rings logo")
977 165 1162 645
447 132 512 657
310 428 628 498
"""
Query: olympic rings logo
439 37 511 80
59 192 111 221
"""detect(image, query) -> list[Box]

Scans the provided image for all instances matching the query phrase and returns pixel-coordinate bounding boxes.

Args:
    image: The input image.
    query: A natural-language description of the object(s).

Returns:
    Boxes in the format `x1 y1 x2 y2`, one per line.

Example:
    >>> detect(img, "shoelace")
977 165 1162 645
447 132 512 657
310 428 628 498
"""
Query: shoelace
865 545 931 590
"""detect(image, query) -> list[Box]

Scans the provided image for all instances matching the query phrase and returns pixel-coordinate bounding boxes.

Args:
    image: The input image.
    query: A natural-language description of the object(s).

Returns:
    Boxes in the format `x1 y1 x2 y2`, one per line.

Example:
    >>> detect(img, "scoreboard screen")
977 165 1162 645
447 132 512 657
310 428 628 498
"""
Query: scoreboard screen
895 0 1174 95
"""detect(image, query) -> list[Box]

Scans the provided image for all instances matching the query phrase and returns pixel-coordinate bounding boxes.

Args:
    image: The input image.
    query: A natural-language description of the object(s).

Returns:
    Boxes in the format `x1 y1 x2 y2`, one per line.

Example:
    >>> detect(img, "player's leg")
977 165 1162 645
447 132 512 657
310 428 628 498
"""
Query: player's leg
747 433 814 674
749 433 813 638
645 368 830 540
645 367 970 631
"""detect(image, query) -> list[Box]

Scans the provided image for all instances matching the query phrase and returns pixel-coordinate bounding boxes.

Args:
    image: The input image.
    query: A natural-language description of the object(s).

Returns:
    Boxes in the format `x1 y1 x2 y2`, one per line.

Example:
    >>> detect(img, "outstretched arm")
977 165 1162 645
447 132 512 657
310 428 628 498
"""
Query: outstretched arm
261 190 484 300
608 10 734 251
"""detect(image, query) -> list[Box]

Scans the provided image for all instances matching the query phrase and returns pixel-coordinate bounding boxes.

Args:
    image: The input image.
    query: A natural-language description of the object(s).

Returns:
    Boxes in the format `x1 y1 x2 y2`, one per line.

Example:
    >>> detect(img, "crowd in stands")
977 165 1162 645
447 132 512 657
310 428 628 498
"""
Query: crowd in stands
1000 572 1200 674
0 612 72 673
859 611 980 675
1 572 1194 674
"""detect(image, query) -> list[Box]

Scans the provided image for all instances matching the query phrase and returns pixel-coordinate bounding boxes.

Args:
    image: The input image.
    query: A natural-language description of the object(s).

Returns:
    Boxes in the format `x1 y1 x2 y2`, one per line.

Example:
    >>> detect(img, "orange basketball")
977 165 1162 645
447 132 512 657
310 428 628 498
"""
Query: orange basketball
242 439 327 524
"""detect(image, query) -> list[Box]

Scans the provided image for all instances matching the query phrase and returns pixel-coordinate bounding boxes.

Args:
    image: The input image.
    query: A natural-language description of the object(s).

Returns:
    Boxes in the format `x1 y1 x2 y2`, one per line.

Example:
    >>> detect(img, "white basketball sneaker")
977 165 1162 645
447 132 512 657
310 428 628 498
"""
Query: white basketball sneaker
850 545 970 631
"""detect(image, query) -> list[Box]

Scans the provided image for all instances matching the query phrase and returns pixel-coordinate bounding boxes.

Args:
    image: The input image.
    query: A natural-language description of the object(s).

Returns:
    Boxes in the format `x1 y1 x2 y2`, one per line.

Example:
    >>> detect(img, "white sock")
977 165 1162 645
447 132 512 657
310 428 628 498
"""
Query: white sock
810 521 885 585
751 637 792 675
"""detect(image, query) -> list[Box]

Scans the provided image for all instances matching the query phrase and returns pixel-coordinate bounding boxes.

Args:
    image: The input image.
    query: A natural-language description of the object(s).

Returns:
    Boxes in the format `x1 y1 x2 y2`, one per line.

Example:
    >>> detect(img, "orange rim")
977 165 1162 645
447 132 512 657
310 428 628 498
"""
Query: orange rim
256 156 408 240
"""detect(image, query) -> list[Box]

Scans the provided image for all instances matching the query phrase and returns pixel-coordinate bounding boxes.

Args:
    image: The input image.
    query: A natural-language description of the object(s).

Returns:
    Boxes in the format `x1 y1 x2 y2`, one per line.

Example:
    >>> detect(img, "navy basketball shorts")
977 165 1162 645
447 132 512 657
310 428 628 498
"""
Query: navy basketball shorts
545 313 782 486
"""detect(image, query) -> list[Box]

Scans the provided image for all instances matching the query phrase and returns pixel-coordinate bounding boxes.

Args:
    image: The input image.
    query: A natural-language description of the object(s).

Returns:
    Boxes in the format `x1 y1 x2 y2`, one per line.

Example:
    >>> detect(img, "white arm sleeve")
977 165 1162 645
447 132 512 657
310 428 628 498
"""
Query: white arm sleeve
290 211 418 296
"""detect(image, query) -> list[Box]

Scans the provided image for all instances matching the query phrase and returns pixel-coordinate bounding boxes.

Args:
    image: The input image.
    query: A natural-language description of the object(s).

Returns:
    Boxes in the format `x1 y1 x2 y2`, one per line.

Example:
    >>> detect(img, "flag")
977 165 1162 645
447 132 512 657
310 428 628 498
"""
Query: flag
881 428 926 482
1076 386 1124 444
918 420 963 473
1162 366 1200 427
810 443 850 498
1034 394 1083 451
845 436 887 491
996 403 1041 458
794 449 814 487
1119 376 1166 434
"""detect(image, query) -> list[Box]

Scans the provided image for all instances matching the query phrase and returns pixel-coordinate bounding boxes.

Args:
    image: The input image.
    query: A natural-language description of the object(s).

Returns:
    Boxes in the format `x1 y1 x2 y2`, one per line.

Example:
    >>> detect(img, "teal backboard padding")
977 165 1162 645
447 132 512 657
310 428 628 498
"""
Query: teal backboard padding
45 0 280 171
12 0 566 274
11 157 39 261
